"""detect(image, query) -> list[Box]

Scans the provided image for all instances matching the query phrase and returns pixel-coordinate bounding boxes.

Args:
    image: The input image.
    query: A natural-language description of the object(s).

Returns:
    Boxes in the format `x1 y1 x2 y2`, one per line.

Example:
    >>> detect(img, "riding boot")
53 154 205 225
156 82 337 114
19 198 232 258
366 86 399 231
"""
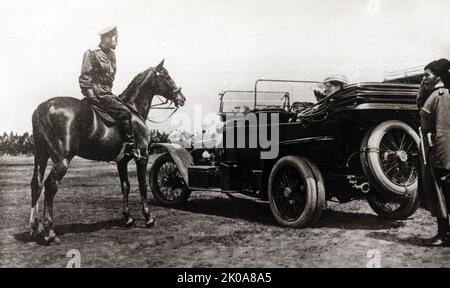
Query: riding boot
121 119 139 160
424 217 450 247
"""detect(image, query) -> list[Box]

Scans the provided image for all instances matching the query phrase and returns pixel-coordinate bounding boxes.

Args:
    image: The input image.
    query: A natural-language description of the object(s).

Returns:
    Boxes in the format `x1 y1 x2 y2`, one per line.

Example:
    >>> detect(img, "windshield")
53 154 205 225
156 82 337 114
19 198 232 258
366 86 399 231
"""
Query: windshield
220 90 289 113
220 80 322 113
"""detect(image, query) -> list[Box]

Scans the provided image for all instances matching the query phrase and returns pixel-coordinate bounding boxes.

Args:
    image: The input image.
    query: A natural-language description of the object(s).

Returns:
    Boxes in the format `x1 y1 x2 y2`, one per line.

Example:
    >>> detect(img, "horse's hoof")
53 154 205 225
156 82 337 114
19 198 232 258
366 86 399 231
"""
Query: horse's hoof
44 232 59 245
45 236 61 245
53 236 61 245
124 217 135 228
145 218 155 228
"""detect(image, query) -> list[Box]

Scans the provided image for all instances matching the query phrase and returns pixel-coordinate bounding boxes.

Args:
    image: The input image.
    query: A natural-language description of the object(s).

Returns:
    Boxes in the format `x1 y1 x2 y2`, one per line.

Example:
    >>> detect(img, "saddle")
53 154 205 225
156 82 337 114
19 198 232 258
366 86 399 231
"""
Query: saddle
81 98 143 127
81 98 117 127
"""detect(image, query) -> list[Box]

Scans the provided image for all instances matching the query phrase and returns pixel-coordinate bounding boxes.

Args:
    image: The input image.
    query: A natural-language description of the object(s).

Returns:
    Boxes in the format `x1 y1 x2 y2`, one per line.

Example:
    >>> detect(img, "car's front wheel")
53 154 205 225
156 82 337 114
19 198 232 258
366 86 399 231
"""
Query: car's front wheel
149 153 191 207
268 156 324 228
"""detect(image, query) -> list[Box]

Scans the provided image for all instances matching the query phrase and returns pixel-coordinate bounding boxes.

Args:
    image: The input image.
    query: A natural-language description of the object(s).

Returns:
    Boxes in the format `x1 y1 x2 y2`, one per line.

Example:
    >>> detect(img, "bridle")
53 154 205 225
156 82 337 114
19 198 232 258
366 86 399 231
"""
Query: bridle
133 68 184 123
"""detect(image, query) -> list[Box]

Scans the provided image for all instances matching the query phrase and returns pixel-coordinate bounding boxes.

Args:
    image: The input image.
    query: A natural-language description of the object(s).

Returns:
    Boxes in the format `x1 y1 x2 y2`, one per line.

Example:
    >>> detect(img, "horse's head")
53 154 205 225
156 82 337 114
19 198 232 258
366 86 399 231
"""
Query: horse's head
142 59 186 108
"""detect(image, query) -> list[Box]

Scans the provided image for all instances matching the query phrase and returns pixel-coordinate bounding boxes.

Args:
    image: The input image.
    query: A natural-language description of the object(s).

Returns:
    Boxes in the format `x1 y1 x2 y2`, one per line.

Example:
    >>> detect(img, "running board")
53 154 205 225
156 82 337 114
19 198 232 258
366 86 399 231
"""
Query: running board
188 187 269 204
188 187 238 193
227 193 269 204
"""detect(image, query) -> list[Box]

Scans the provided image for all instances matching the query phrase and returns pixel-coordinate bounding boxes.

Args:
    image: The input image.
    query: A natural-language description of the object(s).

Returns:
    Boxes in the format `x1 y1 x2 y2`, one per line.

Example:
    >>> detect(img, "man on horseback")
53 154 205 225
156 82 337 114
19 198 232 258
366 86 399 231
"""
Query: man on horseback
79 25 138 159
31 37 185 242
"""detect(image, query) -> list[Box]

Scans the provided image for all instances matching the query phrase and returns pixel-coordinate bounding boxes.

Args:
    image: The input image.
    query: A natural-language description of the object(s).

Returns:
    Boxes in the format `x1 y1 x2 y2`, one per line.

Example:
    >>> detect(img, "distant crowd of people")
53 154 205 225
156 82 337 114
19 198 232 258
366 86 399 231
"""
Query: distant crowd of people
0 130 172 156
0 132 34 156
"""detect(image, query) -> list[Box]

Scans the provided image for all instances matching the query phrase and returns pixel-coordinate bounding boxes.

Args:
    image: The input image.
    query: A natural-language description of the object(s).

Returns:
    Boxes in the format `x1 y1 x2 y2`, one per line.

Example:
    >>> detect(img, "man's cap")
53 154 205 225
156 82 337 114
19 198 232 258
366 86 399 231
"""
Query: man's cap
98 25 118 37
425 58 450 78
425 58 450 88
324 74 348 85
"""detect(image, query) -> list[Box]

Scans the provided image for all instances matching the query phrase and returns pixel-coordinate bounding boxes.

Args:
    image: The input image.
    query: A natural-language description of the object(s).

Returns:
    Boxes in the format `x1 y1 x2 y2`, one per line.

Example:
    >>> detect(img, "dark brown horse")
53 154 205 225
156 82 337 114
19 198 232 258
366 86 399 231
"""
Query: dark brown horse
30 60 185 243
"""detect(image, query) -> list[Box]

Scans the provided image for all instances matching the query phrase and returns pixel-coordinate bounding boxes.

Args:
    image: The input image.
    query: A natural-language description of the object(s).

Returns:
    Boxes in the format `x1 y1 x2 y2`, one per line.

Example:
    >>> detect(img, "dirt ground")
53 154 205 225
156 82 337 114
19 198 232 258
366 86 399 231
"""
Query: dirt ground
0 155 449 268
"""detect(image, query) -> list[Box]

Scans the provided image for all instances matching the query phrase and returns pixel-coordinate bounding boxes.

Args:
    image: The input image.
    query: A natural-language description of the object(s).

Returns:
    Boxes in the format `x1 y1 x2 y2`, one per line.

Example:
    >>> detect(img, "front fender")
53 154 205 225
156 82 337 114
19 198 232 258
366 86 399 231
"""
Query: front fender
150 143 193 185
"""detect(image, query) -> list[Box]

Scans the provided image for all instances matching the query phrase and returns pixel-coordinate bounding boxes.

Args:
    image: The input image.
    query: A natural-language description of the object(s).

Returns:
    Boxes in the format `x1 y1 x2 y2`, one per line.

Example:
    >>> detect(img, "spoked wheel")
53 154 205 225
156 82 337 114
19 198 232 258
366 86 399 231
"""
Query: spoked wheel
272 166 309 222
268 156 323 228
378 130 419 187
149 153 191 207
361 120 421 219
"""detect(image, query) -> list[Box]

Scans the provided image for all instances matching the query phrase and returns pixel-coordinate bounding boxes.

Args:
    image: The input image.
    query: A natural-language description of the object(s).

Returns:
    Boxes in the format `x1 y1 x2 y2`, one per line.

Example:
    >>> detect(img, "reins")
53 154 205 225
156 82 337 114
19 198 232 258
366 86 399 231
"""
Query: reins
146 103 179 123
121 67 182 124
121 98 179 124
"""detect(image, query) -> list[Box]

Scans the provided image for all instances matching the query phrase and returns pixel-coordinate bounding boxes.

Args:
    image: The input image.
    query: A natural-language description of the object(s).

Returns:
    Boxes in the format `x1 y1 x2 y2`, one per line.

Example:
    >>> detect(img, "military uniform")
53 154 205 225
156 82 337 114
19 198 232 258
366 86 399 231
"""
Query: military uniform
420 87 450 246
79 26 138 159
422 88 450 170
79 46 131 122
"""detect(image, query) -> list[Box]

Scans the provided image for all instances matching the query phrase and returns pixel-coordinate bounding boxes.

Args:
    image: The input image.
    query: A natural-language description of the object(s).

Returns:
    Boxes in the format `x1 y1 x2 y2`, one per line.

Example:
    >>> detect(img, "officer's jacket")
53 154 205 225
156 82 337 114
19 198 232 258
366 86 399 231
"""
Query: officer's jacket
79 46 116 97
421 88 450 170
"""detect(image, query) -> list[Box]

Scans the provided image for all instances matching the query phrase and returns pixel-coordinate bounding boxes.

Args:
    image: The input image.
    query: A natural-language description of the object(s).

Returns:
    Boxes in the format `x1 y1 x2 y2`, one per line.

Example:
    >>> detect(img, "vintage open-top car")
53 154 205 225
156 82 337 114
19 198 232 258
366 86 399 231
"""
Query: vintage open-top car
149 79 421 228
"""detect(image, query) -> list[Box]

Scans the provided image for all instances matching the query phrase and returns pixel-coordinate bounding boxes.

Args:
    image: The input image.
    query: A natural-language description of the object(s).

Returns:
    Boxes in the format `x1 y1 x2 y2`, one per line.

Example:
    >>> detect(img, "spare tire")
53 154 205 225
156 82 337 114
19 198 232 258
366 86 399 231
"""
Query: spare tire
361 120 420 197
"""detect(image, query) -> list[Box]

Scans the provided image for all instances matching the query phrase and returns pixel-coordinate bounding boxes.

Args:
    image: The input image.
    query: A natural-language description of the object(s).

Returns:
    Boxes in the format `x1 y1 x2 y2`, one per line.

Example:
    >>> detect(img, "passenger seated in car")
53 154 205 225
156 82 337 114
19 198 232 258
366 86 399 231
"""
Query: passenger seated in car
314 74 348 102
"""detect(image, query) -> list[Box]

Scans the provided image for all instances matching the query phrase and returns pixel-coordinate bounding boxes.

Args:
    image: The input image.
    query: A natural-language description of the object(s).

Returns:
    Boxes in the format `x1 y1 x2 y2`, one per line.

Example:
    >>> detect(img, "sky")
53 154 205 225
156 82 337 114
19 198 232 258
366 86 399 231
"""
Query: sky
1 0 450 133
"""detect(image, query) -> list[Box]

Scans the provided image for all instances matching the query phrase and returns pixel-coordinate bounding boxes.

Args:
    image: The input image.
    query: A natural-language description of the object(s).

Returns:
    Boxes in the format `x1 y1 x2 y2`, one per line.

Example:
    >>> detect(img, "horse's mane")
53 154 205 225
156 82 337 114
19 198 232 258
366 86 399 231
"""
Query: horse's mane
118 68 152 102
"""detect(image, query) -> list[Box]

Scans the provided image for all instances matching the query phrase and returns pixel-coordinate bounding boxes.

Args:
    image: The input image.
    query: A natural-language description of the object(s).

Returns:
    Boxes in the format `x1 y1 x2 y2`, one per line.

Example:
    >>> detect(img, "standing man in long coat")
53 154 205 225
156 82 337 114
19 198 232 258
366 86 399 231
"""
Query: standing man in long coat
418 59 450 247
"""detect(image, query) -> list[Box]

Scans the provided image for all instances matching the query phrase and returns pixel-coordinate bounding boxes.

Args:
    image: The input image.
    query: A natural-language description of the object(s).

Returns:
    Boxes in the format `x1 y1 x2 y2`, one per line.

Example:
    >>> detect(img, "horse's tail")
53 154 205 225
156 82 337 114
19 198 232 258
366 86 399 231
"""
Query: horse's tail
32 102 60 158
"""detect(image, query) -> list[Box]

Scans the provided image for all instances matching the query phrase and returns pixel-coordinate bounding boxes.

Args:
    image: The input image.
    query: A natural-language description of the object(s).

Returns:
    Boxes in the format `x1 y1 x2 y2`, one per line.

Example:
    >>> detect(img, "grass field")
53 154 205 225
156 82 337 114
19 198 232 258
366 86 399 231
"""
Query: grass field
0 155 449 267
